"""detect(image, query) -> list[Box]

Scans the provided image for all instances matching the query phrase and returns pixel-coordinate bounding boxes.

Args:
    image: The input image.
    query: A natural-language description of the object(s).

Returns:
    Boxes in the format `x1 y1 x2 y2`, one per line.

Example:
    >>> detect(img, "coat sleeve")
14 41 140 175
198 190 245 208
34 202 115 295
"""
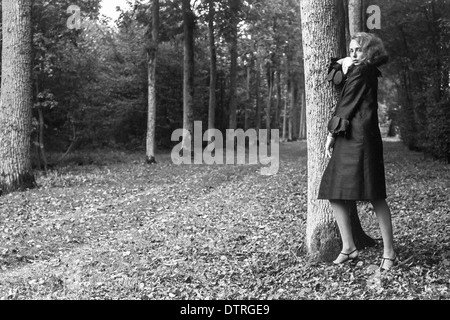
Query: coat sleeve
328 67 366 135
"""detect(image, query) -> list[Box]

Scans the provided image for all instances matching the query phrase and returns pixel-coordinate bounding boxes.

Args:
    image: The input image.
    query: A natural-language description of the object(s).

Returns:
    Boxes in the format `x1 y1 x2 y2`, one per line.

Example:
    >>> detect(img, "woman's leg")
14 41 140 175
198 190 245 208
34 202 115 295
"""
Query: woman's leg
330 200 358 263
371 199 396 268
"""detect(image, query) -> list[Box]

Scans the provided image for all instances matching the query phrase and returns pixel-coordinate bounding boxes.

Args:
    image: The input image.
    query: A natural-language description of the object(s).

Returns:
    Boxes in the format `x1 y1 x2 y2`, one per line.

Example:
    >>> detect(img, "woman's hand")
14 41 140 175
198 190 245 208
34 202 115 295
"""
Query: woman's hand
325 134 336 158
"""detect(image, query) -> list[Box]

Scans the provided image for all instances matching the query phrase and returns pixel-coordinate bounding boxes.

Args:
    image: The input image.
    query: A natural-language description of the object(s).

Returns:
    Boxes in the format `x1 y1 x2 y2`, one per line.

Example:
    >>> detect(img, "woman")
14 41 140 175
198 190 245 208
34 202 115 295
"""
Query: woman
318 32 396 270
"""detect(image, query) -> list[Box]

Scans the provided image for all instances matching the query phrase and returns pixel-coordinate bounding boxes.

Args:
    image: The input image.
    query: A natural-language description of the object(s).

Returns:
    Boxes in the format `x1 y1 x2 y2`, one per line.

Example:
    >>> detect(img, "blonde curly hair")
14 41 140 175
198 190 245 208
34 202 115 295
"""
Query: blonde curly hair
351 32 389 66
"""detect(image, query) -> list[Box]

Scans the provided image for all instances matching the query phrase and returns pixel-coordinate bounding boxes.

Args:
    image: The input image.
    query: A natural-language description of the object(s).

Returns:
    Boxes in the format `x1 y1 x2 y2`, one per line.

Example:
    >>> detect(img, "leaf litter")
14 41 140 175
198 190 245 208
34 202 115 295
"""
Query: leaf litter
0 142 448 300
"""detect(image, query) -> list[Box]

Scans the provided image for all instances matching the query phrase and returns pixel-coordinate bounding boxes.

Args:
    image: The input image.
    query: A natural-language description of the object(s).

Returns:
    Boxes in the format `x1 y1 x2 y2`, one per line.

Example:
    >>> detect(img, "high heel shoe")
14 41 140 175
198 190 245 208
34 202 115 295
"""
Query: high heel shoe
380 255 397 270
333 249 359 265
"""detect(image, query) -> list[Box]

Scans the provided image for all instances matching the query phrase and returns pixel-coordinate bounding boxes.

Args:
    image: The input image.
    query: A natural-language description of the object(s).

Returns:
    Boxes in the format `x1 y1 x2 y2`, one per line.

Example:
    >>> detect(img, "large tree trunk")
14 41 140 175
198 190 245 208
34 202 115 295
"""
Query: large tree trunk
207 0 217 141
182 0 195 153
228 0 239 132
0 0 35 195
361 0 369 32
348 0 363 36
300 0 347 261
146 0 159 164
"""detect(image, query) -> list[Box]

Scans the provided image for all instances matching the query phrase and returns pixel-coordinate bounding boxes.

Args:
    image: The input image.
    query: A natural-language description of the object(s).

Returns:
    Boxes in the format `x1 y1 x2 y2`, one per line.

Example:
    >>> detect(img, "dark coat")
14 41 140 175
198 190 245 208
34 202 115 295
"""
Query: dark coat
318 62 387 201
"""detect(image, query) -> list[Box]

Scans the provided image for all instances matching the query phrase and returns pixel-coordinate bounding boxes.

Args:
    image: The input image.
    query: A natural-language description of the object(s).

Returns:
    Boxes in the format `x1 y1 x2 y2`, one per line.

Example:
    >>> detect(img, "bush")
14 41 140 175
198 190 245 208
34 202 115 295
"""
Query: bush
423 99 450 162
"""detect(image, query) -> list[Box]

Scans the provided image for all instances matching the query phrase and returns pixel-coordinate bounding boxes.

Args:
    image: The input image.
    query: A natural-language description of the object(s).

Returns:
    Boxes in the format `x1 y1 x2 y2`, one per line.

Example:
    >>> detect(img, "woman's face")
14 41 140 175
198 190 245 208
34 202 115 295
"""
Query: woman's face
349 40 364 66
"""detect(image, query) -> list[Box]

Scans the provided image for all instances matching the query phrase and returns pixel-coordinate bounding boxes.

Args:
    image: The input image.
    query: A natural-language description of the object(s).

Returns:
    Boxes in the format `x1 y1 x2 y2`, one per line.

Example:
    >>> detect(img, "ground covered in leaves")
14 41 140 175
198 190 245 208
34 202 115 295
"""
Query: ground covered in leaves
0 140 449 300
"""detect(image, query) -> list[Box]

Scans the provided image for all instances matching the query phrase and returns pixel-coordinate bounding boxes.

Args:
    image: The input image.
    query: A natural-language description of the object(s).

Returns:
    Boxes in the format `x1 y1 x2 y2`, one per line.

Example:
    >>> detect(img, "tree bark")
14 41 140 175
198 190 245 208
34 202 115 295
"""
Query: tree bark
291 79 300 141
300 0 347 261
146 0 159 164
282 82 288 142
265 67 274 133
0 0 35 195
348 0 363 36
245 58 252 131
34 78 47 171
299 91 307 140
255 57 262 131
361 0 369 32
207 0 217 140
288 115 293 141
37 105 48 171
182 0 195 153
275 68 282 131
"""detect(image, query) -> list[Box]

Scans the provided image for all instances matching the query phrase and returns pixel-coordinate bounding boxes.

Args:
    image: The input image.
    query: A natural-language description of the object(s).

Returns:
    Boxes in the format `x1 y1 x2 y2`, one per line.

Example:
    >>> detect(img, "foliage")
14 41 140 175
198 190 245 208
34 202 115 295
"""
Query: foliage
422 99 450 161
375 0 450 161
2 0 304 154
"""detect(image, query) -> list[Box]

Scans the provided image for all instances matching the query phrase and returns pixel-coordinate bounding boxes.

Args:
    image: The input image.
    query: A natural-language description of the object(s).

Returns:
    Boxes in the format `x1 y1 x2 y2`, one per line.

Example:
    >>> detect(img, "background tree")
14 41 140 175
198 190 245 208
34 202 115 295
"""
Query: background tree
0 0 35 194
207 0 217 141
182 0 195 154
348 0 363 36
227 0 240 134
375 0 450 162
146 0 159 164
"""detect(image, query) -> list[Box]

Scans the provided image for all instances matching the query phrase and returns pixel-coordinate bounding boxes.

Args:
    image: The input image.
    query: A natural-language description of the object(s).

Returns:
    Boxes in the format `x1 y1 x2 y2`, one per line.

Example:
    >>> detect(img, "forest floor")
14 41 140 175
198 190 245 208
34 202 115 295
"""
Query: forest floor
0 140 449 300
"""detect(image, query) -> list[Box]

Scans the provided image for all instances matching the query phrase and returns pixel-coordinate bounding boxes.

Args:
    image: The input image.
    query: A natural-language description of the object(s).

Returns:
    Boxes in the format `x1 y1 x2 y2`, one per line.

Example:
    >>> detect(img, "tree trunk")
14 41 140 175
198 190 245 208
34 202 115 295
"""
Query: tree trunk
299 91 307 140
146 0 159 164
343 0 351 47
428 0 443 103
300 0 346 261
34 78 47 171
182 0 195 153
361 0 369 32
291 81 300 141
282 89 288 142
288 116 293 141
283 78 290 142
349 202 376 249
266 68 274 133
255 57 262 131
0 0 35 195
245 58 252 131
348 0 363 36
274 69 282 131
207 0 217 140
228 0 239 132
37 106 48 171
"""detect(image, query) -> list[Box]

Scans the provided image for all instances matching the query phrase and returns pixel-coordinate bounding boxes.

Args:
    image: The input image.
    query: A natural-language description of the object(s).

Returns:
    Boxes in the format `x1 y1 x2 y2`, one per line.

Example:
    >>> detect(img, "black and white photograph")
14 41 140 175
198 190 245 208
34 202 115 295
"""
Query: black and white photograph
0 0 449 305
